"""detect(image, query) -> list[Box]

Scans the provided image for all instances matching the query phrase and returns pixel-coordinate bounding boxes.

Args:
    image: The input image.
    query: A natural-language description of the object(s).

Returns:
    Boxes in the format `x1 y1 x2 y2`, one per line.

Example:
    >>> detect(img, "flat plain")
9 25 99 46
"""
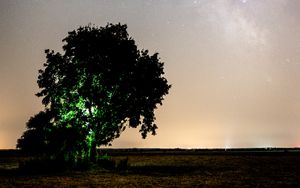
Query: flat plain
0 149 299 187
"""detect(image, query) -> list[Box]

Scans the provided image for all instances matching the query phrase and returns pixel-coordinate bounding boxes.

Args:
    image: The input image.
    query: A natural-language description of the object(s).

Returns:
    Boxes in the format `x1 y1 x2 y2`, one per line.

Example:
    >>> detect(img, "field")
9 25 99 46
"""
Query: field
0 149 300 187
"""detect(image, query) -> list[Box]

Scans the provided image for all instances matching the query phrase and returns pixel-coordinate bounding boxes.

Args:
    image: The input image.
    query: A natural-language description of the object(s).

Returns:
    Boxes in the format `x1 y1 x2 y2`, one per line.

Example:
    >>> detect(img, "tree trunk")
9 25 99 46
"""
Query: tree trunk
87 105 97 163
90 140 97 163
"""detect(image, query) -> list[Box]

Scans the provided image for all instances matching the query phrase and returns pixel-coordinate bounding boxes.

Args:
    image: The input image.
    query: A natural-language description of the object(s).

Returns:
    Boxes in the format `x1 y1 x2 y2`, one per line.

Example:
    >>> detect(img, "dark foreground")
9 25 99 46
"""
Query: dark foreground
0 148 300 187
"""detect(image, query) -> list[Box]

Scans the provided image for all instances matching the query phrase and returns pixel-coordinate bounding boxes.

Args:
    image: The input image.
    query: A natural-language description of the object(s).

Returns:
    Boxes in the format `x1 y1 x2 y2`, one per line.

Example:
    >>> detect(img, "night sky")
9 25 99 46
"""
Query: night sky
1 0 300 149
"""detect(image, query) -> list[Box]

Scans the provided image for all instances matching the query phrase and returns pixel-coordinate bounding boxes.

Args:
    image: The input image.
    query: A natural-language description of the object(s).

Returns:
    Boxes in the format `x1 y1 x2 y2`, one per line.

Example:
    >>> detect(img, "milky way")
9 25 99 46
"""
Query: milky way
1 0 300 149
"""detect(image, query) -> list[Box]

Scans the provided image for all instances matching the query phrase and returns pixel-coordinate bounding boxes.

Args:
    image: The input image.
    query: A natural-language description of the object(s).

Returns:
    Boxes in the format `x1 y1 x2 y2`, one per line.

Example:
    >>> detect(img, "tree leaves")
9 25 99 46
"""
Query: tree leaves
18 23 171 163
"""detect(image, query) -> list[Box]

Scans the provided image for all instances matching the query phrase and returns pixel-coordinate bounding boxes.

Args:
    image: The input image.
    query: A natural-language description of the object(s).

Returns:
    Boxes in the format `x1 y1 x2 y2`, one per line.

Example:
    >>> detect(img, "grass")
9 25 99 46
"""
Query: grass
0 149 300 187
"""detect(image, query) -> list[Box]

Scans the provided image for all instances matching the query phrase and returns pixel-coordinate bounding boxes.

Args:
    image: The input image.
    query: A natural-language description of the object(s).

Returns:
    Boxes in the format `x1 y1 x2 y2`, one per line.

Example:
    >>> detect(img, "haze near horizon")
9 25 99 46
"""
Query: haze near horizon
1 0 300 149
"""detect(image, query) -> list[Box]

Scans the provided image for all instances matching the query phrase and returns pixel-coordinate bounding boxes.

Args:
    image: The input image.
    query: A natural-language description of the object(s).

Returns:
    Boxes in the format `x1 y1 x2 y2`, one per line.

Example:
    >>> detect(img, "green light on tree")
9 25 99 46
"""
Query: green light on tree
17 23 171 165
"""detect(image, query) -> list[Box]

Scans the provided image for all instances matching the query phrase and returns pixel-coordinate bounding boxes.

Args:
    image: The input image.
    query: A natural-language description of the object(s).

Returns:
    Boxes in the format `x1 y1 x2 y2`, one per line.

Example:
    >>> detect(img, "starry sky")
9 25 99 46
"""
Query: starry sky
1 0 300 149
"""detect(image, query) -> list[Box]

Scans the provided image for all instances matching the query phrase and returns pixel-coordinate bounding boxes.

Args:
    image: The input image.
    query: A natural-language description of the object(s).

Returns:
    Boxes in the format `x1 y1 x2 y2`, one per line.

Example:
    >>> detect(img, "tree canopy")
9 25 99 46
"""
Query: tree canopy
17 23 171 163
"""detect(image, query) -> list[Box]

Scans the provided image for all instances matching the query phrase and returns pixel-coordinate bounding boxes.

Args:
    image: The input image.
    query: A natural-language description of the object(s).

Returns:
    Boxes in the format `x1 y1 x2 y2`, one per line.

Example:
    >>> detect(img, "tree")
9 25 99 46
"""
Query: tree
18 23 171 164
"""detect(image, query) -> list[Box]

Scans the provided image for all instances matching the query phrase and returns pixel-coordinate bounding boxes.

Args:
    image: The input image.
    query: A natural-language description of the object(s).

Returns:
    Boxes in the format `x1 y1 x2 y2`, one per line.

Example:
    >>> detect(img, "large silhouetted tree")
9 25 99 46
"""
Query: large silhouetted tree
17 23 171 164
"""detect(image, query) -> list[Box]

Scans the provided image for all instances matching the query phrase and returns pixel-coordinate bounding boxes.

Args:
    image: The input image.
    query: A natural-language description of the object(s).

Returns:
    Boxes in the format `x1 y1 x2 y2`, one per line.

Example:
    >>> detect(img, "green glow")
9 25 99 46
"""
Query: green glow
62 110 75 121
75 98 85 109
86 130 95 151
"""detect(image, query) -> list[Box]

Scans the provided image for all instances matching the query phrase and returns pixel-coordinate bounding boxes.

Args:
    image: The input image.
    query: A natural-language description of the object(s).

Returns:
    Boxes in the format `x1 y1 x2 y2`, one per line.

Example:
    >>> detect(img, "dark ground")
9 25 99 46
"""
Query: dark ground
0 148 300 187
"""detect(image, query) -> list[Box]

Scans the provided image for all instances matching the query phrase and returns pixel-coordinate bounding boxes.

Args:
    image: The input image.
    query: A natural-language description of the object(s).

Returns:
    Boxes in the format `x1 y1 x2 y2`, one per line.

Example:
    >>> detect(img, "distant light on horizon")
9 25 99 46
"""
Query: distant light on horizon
1 0 300 149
